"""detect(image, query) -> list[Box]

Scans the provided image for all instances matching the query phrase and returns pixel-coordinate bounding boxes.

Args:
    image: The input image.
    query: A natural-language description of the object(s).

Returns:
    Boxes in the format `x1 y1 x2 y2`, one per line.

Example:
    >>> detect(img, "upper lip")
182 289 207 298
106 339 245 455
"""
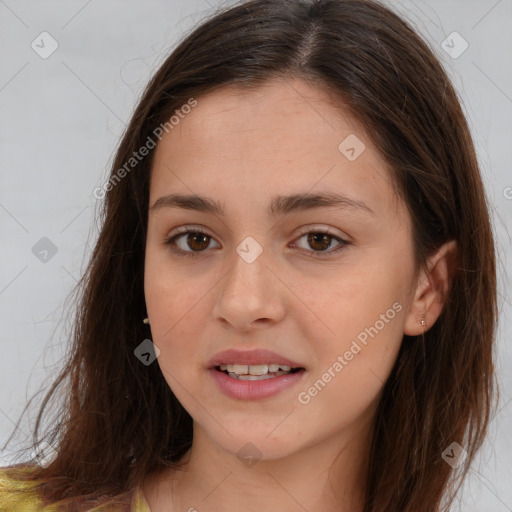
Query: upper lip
207 349 305 369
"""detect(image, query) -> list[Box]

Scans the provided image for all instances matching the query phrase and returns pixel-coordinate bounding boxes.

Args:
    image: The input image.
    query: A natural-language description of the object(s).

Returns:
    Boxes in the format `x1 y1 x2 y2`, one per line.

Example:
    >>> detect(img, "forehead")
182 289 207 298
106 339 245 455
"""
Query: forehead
154 78 364 157
149 78 400 219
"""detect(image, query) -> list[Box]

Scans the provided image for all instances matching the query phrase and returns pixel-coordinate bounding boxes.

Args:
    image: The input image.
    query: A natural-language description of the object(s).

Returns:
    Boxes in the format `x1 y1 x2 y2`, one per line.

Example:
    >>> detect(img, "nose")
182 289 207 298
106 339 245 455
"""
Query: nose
212 245 287 332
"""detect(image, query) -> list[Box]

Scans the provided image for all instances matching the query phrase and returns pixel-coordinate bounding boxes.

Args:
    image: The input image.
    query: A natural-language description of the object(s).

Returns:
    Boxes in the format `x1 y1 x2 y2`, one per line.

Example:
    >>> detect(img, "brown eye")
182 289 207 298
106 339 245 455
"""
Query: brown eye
164 228 220 257
183 232 210 251
164 227 349 259
306 232 333 252
292 229 350 257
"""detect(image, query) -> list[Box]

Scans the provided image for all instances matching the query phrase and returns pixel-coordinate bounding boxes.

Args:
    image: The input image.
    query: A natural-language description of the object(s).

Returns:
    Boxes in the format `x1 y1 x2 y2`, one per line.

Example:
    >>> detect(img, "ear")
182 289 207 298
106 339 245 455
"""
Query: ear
403 240 458 335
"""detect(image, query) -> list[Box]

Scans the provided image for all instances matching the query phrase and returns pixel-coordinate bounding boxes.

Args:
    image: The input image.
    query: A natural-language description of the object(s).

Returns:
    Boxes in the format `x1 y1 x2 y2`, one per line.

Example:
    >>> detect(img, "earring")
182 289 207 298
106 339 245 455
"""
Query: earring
418 316 426 327
143 317 150 325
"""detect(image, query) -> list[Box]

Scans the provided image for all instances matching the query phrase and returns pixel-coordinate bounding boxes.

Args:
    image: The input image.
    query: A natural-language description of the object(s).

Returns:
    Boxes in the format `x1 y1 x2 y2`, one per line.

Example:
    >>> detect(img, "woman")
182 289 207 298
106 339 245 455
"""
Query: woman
0 0 498 510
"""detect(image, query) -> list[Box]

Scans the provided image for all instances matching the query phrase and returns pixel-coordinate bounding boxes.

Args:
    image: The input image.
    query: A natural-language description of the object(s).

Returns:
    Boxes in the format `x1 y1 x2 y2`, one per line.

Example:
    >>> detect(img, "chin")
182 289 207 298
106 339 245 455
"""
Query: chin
200 420 306 463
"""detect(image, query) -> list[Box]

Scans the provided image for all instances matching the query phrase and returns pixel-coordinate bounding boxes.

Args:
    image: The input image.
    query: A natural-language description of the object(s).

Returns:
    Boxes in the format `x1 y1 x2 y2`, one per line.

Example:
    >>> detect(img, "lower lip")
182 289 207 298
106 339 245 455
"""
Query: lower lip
208 368 306 400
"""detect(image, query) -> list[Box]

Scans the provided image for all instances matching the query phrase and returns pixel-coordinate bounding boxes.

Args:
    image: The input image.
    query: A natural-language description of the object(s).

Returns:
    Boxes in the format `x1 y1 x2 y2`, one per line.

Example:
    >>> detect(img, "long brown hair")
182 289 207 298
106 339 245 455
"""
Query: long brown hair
2 0 498 510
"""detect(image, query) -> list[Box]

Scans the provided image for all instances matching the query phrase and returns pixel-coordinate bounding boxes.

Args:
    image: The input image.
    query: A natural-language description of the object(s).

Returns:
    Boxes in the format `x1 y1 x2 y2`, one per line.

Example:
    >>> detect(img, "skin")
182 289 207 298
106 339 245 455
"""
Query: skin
142 77 457 512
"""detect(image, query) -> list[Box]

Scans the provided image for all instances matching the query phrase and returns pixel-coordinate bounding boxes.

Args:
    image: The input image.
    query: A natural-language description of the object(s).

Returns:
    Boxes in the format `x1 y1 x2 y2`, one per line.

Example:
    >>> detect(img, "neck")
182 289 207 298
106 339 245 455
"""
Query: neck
147 417 373 512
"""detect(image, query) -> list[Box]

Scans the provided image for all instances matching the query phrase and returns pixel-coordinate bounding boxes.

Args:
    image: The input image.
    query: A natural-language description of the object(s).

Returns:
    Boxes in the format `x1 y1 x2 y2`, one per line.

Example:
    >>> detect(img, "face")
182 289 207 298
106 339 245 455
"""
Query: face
144 78 418 461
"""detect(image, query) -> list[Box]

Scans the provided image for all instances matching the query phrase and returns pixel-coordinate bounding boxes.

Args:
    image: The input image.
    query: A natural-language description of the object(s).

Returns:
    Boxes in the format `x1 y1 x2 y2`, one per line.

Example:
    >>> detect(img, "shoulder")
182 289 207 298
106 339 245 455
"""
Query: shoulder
0 466 151 512
132 484 152 512
0 465 58 512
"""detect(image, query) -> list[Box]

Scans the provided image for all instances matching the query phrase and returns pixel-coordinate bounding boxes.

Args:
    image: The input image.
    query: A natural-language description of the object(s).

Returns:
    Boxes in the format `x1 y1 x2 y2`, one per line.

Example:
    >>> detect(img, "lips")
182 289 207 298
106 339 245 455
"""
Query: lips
206 348 305 370
207 348 306 400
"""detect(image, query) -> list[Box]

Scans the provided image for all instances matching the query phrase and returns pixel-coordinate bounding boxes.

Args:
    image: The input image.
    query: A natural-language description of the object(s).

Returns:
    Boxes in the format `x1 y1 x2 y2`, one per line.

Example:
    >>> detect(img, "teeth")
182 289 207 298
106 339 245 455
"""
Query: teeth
221 363 295 376
228 371 289 380
232 364 249 374
237 374 274 380
249 364 268 376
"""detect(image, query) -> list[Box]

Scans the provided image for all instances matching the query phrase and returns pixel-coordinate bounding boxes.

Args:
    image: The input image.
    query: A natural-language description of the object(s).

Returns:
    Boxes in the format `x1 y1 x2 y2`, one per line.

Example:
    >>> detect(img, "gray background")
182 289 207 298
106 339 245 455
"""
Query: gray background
1 0 511 510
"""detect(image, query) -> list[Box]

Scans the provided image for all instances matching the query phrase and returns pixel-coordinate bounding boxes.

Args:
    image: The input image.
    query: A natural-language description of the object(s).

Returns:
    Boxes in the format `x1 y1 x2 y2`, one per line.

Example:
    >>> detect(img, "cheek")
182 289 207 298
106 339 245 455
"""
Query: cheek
144 243 204 325
295 289 405 434
298 252 409 394
144 252 208 370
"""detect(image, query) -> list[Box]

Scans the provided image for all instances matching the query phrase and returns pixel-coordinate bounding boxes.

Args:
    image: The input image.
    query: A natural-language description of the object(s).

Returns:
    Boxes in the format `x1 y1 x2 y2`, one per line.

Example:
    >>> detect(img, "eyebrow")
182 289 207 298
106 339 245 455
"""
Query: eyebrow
149 191 375 217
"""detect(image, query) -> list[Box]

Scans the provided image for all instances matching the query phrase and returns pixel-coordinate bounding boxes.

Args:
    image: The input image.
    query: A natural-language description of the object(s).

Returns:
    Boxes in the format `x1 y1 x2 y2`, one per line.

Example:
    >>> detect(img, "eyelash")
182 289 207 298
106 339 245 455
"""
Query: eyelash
163 226 350 259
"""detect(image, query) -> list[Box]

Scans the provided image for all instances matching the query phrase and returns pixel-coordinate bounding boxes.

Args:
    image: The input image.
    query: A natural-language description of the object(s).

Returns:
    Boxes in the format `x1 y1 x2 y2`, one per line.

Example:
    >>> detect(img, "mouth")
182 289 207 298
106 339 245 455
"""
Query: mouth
214 363 305 381
207 349 307 399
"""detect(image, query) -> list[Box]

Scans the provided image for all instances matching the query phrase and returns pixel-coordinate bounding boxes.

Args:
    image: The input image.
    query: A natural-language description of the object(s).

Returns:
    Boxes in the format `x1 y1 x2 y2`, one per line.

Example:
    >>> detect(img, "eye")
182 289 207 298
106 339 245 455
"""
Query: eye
290 228 350 257
164 226 219 258
163 226 350 258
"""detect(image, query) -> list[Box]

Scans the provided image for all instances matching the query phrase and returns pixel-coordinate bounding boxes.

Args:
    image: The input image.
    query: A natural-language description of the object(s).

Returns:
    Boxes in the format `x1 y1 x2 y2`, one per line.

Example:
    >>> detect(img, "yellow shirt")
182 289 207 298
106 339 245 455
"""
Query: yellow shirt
0 468 151 511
